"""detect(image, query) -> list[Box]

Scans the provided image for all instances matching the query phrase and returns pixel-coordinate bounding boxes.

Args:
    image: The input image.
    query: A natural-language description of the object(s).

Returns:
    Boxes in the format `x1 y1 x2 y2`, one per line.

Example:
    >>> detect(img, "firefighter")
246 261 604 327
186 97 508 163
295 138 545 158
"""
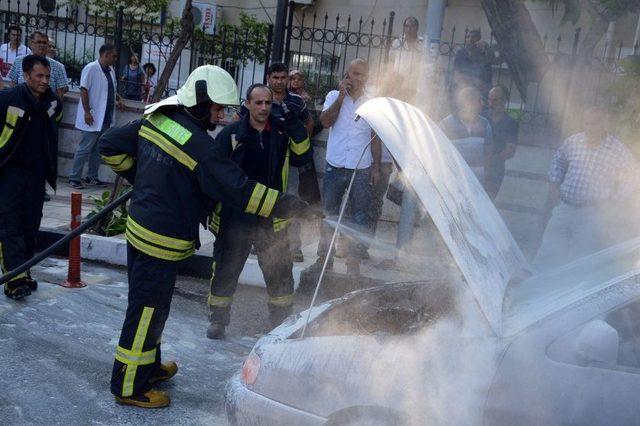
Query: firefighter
206 83 312 339
98 66 312 409
0 55 63 300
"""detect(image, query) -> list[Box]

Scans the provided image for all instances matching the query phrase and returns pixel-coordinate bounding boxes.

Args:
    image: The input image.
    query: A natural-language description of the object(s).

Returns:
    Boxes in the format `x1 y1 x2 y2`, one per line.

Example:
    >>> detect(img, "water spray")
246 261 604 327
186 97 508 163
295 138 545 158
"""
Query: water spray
300 133 374 338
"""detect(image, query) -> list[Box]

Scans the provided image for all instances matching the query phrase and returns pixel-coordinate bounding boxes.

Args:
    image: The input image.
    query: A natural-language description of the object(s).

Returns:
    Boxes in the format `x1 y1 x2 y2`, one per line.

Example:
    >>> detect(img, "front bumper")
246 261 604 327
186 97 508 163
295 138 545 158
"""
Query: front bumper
225 374 327 425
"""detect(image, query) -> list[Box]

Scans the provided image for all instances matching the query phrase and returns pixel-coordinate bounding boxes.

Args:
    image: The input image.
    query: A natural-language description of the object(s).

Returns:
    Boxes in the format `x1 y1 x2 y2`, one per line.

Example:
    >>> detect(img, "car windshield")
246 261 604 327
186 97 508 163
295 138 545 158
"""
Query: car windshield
504 237 640 336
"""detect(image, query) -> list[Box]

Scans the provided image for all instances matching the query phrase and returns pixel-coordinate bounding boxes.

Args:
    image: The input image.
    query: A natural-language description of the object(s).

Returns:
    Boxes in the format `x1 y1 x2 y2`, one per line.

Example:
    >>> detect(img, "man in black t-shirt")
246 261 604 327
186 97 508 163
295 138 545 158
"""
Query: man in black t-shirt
486 85 519 199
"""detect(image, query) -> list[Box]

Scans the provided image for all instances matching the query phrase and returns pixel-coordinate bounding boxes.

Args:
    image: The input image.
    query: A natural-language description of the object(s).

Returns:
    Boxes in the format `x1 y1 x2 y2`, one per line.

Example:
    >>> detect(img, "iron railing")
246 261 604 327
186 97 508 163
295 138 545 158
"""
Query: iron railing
0 0 273 101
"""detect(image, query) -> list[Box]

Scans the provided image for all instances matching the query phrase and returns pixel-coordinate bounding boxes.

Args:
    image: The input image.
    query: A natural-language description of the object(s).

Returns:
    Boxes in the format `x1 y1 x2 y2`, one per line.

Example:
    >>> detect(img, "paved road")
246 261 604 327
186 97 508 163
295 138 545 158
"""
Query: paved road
0 257 308 425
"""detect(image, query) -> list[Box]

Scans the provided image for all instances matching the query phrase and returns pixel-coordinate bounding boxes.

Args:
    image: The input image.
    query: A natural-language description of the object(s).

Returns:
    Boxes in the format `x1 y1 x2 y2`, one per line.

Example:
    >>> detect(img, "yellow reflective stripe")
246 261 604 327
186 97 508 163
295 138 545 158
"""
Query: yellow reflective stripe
268 294 294 307
146 113 192 145
289 137 310 156
207 294 233 307
127 216 193 251
101 153 134 172
0 242 25 281
282 149 290 190
139 125 197 171
0 125 15 149
273 218 291 232
126 228 194 261
245 183 266 215
122 307 155 397
208 261 217 285
6 106 24 126
258 188 278 218
55 111 63 123
115 345 157 366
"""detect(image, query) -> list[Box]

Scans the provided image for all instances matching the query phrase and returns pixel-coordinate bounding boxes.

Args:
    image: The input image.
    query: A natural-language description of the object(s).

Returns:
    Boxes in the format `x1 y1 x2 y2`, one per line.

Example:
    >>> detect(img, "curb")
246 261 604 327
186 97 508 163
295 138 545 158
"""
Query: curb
37 228 305 289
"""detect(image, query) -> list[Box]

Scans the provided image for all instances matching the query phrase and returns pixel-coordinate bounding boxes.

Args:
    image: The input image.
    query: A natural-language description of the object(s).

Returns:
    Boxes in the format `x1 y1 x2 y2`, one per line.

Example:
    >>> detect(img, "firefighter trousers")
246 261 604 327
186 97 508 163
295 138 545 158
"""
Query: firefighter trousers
111 243 177 398
0 167 45 283
208 216 294 327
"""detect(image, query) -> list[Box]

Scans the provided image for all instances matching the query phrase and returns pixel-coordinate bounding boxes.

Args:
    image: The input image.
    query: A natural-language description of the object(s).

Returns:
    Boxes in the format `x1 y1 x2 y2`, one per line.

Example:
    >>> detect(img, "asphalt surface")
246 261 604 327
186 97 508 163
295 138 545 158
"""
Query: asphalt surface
0 257 312 425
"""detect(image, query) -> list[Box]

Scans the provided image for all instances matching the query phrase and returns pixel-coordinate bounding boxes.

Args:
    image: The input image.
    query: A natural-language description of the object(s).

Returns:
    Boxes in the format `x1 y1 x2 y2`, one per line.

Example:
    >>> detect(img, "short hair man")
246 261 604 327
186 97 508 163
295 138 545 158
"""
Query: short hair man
316 58 381 275
452 28 495 99
7 31 67 100
440 86 492 186
0 25 31 76
69 44 125 189
235 62 317 261
206 83 313 339
485 85 519 199
0 55 63 300
533 106 639 270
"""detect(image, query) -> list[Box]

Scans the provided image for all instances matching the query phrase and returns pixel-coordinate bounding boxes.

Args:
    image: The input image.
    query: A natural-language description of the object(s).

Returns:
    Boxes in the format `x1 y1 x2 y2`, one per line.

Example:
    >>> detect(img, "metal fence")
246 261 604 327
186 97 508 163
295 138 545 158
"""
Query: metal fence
283 3 640 129
0 0 273 101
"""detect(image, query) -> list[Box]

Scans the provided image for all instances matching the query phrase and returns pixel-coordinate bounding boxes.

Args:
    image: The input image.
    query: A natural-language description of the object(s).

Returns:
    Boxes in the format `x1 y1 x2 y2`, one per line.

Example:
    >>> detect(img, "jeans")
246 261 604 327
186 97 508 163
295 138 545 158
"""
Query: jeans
69 128 105 181
317 164 372 258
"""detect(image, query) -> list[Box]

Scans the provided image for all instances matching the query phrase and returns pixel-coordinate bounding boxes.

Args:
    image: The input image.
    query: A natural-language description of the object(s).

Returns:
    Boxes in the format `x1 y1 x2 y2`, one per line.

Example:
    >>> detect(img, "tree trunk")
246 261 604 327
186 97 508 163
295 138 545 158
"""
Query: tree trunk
481 0 550 102
152 0 194 102
560 0 610 135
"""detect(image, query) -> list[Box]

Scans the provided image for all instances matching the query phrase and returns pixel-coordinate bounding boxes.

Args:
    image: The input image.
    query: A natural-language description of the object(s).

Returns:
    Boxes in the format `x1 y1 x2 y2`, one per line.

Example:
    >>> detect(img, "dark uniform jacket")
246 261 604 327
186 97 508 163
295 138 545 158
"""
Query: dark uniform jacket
210 111 311 235
99 107 292 262
0 83 63 189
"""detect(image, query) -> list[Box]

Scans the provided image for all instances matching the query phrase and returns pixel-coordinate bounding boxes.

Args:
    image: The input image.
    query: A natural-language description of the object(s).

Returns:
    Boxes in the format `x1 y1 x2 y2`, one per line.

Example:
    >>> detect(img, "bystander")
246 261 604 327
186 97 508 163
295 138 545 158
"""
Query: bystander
315 58 380 275
440 86 492 187
7 31 67 101
486 85 519 199
121 53 145 101
69 44 124 189
533 106 639 270
0 26 31 78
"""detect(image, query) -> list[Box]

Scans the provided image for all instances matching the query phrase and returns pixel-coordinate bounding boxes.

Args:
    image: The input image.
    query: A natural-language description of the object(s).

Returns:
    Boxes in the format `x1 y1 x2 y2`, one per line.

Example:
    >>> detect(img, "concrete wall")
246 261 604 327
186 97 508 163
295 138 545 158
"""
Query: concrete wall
57 93 145 183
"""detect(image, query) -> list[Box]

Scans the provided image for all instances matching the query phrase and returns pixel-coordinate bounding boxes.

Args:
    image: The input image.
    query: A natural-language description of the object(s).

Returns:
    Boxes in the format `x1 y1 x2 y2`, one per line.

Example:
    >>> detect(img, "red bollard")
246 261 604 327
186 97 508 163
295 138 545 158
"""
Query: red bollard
61 192 86 288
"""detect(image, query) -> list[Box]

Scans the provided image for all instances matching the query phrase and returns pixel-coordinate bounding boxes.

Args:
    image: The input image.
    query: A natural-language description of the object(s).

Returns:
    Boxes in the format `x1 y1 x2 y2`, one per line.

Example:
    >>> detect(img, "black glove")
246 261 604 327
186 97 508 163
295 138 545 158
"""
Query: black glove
272 193 322 219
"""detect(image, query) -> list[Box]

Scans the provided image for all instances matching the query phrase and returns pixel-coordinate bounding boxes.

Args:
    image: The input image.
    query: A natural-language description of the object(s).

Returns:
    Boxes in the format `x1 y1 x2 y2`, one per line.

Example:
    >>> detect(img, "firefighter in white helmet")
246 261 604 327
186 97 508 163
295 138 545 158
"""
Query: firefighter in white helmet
98 65 312 408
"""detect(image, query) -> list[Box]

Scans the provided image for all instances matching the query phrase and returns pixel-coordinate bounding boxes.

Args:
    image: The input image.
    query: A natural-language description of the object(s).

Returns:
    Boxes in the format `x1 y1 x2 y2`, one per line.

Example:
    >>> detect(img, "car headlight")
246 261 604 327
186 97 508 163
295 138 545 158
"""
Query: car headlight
241 351 261 386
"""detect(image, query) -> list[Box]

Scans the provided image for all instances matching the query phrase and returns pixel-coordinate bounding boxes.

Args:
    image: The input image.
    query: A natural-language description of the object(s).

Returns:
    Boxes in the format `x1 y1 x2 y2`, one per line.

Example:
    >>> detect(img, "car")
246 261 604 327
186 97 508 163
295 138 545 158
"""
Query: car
225 98 640 425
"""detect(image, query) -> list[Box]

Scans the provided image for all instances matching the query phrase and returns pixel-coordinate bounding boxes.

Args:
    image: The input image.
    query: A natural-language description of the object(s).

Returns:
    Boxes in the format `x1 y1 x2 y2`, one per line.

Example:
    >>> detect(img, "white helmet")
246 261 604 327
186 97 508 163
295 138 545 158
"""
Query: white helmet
145 65 240 115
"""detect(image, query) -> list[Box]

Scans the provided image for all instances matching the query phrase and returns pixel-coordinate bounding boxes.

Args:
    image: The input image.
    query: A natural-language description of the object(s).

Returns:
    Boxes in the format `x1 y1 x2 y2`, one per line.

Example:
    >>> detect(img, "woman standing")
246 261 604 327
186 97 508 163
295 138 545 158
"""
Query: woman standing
121 53 145 101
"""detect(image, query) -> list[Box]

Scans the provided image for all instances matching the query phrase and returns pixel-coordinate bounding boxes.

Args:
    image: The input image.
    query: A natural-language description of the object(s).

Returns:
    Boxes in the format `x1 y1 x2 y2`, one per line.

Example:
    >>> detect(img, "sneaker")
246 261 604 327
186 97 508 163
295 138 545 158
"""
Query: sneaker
68 180 85 189
82 177 109 187
115 389 170 409
149 361 178 385
44 192 51 202
4 280 31 300
291 248 304 263
206 323 226 340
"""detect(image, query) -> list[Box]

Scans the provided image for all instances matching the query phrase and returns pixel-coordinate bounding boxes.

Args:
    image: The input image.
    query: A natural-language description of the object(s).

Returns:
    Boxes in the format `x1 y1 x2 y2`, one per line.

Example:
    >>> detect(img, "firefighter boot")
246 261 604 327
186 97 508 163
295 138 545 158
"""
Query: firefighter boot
206 322 226 340
25 277 38 291
115 389 170 409
149 361 178 385
268 304 293 328
4 280 32 301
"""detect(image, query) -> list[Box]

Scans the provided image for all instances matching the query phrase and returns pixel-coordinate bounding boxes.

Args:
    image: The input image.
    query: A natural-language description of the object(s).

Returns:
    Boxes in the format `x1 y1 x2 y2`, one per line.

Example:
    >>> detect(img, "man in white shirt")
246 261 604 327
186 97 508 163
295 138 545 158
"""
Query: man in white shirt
0 25 31 77
69 44 124 189
316 58 380 274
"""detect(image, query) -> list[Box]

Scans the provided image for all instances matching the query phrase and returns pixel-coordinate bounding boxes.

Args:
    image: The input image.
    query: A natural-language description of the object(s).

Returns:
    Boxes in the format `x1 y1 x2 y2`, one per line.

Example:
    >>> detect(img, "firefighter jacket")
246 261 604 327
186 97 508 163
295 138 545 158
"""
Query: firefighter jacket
209 111 312 235
0 83 63 189
98 107 301 262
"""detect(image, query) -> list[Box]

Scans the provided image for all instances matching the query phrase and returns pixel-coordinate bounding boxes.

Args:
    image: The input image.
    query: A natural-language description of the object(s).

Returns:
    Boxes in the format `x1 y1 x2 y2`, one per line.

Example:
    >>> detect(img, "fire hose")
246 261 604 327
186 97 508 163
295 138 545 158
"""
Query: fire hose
0 189 133 285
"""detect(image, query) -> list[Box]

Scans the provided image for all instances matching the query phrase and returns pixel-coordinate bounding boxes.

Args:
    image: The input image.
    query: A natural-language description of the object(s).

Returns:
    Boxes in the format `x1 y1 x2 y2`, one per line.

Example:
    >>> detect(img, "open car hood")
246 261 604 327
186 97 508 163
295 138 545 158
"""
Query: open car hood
356 98 529 335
